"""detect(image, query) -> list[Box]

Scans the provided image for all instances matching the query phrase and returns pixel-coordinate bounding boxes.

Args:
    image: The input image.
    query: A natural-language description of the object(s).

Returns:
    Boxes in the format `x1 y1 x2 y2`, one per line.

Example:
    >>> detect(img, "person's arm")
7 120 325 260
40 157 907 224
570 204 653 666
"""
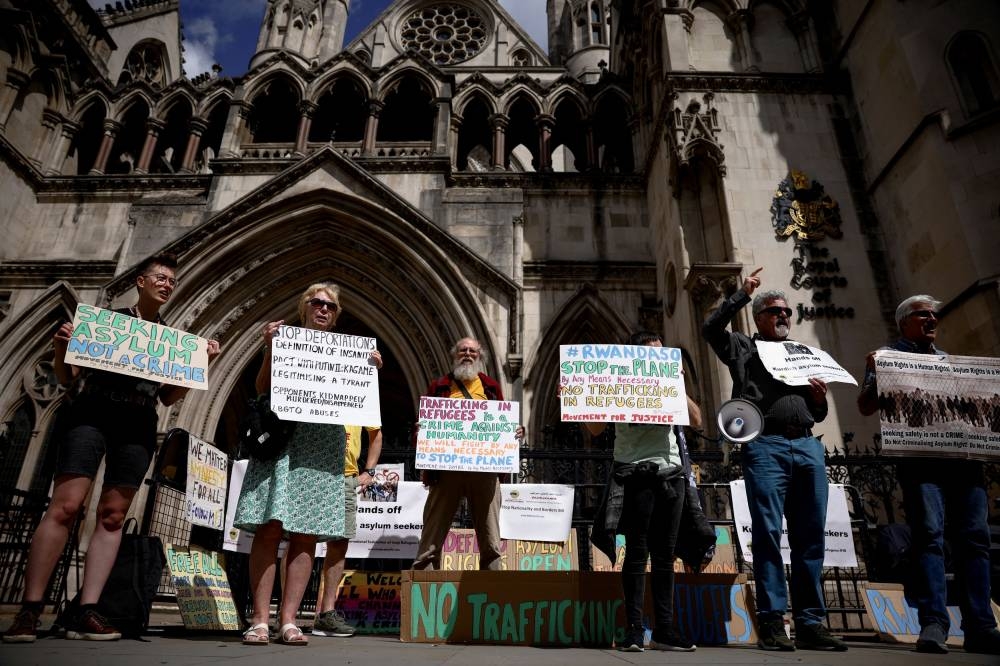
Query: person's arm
857 351 879 416
686 395 702 430
701 274 756 360
358 429 383 489
159 339 221 405
52 322 80 386
806 378 829 423
255 320 284 394
584 422 607 437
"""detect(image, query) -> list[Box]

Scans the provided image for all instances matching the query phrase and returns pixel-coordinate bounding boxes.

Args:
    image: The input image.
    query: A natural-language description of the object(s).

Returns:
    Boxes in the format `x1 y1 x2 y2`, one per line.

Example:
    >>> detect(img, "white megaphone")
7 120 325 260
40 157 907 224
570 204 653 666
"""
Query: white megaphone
716 399 764 443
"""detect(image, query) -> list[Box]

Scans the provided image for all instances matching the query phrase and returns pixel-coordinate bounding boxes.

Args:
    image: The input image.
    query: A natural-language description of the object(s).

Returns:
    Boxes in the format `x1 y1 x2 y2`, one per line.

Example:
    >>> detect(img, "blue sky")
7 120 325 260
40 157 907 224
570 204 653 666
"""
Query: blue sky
90 1 548 78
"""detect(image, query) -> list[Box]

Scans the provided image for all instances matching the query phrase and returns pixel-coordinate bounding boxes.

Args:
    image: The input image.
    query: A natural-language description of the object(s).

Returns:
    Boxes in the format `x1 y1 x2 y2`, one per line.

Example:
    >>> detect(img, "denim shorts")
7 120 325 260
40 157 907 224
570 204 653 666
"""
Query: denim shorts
55 399 157 489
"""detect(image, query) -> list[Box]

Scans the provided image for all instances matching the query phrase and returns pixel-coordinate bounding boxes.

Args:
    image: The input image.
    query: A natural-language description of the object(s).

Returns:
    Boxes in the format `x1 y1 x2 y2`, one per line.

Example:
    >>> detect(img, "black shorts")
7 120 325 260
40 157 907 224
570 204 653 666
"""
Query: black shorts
55 398 158 489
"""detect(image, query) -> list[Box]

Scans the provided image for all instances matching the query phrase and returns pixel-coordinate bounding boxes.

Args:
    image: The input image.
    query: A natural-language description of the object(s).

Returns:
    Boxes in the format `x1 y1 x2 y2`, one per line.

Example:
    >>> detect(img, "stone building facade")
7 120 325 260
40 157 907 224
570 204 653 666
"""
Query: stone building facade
0 0 997 530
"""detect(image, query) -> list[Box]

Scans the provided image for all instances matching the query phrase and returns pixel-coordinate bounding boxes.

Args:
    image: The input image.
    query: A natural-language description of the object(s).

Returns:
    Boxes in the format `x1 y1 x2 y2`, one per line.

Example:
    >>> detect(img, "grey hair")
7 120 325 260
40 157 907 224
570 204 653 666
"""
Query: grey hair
450 337 488 363
895 295 942 329
752 289 788 315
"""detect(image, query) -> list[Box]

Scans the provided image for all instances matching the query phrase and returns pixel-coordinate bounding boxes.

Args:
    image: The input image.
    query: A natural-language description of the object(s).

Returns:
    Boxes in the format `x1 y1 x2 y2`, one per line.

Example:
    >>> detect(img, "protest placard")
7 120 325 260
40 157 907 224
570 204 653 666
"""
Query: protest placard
415 397 520 473
590 526 737 574
731 480 858 567
499 484 574 542
222 459 252 554
346 480 428 559
755 340 857 386
269 325 381 426
330 571 402 634
438 528 579 571
185 435 227 530
558 344 689 425
862 583 1000 646
165 544 240 631
64 304 209 389
875 350 1000 461
359 463 404 503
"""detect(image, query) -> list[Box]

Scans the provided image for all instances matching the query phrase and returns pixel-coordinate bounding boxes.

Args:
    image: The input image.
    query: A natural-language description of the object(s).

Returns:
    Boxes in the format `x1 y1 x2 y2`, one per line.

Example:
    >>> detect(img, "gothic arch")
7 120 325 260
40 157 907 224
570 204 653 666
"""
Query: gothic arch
308 66 374 103
499 86 542 117
454 86 497 117
523 286 631 439
153 88 198 118
111 90 155 122
242 68 308 104
195 88 234 117
68 91 110 123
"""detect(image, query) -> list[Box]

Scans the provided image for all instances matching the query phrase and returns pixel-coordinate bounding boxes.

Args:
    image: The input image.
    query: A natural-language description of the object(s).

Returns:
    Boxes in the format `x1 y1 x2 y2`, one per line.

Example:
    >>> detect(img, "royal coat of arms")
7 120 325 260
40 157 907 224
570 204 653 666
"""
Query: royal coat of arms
770 170 843 241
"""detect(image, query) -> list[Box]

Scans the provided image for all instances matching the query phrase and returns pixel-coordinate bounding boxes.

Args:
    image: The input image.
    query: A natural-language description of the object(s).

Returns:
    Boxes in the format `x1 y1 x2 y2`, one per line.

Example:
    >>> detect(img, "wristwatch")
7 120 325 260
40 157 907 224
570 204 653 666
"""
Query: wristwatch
364 468 377 476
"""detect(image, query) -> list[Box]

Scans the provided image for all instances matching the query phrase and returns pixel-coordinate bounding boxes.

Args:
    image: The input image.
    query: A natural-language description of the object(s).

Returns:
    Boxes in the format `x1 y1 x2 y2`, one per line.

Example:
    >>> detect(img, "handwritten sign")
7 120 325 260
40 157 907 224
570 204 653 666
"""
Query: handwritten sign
330 571 402 634
558 344 689 425
270 325 381 426
166 544 240 631
862 583 1000 645
591 527 737 574
185 435 227 530
875 350 1000 461
731 480 858 567
415 397 520 473
65 304 209 389
499 484 574 542
755 340 857 386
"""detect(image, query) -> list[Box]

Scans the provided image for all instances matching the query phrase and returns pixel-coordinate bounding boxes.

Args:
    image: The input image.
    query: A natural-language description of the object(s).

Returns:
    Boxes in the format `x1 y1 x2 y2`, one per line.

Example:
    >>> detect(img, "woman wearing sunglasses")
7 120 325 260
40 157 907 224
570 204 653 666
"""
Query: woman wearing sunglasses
235 283 378 646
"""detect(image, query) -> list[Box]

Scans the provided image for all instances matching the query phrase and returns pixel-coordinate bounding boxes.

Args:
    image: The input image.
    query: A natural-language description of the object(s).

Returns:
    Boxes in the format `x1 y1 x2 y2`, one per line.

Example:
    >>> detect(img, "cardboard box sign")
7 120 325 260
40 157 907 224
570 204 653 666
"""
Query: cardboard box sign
331 571 402 635
400 570 755 647
862 583 1000 646
440 528 579 571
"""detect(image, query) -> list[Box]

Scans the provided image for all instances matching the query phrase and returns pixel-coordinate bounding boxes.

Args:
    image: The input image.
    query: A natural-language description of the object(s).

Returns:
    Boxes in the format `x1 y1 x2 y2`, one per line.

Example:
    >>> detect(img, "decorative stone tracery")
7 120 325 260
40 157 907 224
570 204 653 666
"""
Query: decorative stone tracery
399 3 490 65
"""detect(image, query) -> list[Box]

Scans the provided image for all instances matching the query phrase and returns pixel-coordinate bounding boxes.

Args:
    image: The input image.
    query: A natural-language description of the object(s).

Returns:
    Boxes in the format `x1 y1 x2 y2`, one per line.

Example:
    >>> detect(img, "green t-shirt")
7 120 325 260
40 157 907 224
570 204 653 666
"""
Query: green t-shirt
613 424 681 470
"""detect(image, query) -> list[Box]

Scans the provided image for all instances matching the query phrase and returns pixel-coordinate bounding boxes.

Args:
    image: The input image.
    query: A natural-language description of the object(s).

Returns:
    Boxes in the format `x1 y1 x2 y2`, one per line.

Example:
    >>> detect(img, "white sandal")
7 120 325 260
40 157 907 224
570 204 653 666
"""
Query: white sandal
242 622 269 645
278 623 308 646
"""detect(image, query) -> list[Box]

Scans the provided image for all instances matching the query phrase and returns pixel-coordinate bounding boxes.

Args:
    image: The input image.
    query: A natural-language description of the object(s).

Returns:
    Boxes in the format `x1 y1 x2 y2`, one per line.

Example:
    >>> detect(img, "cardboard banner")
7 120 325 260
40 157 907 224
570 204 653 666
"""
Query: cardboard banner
731 480 858 567
270 325 381 426
400 570 755 646
440 528 579 572
65 303 209 389
558 344 689 425
346 481 428 559
875 350 1000 460
165 544 240 631
499 484 574 542
333 571 402 635
590 526 737 575
415 397 520 473
862 583 1000 645
755 340 857 386
185 435 227 530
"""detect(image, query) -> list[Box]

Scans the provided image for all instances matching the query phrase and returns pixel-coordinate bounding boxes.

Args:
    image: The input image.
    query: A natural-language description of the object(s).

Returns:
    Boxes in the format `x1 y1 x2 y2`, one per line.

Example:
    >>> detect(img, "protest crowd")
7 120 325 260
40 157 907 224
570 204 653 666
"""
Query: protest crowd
3 257 1000 658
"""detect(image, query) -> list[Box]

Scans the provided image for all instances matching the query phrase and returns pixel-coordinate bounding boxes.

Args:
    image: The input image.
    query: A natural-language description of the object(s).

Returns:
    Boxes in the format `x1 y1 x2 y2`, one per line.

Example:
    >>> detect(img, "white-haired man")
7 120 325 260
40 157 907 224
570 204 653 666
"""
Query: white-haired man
858 295 1000 655
703 268 846 652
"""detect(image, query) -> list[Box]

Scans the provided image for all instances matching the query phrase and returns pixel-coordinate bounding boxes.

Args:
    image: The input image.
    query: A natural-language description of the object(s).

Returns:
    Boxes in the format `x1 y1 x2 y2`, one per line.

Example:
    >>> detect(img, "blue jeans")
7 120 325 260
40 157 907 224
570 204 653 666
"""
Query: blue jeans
901 461 996 634
742 434 828 626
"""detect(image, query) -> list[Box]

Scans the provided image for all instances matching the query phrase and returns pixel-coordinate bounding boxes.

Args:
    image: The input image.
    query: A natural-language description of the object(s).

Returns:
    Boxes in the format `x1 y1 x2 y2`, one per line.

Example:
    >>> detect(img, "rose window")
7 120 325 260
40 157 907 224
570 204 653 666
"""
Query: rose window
400 4 489 65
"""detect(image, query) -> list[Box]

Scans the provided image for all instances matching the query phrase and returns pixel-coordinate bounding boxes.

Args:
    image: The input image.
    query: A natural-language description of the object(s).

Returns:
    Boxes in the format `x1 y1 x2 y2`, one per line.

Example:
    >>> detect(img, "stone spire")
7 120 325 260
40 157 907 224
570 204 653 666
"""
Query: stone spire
251 0 349 69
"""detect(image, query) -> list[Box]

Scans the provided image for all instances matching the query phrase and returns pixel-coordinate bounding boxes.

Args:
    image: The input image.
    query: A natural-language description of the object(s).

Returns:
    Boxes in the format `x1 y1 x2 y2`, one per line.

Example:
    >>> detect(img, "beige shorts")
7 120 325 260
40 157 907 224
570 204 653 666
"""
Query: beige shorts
341 474 359 540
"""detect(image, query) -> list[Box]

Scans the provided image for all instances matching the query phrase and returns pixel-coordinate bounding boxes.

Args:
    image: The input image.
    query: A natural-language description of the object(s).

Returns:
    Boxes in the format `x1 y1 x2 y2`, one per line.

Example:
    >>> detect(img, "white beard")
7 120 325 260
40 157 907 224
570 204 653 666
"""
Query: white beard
452 362 480 382
775 324 790 338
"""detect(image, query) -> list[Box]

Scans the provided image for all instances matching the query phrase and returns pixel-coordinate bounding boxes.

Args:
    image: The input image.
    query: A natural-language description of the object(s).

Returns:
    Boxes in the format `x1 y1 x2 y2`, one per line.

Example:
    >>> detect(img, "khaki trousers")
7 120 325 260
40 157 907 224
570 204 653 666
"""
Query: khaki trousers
411 471 502 571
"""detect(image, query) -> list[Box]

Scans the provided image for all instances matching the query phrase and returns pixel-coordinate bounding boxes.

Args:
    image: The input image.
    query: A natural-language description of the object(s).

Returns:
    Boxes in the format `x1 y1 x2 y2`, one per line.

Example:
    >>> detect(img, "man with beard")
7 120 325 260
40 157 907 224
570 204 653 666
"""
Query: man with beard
702 268 846 652
411 337 522 571
858 295 1000 655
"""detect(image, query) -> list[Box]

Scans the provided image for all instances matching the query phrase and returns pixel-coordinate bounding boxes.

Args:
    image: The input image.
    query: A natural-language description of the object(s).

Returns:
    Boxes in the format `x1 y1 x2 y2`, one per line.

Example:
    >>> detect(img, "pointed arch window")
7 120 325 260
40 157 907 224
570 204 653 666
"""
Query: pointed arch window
948 32 1000 116
590 2 607 45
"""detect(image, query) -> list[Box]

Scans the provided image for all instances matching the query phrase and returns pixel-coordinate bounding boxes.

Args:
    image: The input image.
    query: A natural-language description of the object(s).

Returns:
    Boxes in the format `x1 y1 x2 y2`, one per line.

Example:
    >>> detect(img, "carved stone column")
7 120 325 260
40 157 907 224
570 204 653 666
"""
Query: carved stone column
584 117 597 172
44 119 79 175
725 10 755 71
294 100 318 156
489 113 508 171
788 11 820 73
0 69 28 130
135 117 166 173
89 119 122 175
179 116 210 173
449 114 462 169
536 113 555 172
34 108 62 169
361 99 384 156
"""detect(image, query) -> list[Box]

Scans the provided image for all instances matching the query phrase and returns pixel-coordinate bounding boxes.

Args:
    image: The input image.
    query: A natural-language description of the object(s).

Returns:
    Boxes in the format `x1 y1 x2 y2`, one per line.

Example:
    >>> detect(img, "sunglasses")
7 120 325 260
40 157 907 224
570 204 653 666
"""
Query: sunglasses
759 306 793 318
308 298 339 312
909 309 938 319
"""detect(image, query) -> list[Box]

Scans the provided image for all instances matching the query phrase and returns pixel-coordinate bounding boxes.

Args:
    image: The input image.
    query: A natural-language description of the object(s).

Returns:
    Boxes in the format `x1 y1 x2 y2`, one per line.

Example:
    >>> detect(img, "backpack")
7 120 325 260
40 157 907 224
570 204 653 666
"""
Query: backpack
238 395 296 461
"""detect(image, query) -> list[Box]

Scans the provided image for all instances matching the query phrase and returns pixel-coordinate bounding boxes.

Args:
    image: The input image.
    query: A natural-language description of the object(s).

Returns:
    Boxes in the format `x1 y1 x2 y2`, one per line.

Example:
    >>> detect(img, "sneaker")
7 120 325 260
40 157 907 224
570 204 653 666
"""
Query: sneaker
916 622 948 654
65 609 121 641
964 627 1000 655
618 626 645 652
311 610 355 637
3 607 41 643
757 617 795 651
649 629 696 652
794 622 848 651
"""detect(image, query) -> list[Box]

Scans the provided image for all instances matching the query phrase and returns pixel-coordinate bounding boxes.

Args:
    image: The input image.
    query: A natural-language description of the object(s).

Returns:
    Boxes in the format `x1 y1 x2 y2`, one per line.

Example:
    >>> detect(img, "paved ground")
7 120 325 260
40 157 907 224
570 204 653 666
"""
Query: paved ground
2 611 998 666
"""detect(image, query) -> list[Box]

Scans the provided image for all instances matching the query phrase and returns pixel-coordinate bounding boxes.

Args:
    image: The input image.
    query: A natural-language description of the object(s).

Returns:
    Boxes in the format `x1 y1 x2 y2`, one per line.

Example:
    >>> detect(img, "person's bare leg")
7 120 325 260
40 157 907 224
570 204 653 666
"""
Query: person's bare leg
279 532 317 627
319 540 348 613
248 521 283 627
79 485 137 605
21 475 92 602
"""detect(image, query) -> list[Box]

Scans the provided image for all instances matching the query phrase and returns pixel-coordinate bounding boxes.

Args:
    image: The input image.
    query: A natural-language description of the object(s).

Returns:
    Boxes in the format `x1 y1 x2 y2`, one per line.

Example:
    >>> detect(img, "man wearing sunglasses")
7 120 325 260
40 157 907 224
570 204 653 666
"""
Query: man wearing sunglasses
858 296 1000 655
703 267 846 652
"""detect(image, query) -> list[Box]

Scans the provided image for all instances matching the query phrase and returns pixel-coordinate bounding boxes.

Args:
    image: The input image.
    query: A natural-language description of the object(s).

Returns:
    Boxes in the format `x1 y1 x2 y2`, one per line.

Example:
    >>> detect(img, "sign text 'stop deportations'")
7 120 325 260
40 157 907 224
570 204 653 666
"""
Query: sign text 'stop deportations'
64 304 210 389
270 325 381 426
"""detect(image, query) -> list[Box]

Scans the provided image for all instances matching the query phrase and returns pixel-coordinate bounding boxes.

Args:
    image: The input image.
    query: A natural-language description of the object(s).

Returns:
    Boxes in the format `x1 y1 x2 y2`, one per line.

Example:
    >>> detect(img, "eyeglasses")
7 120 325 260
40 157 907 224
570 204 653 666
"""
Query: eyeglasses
142 273 177 287
759 306 792 318
456 346 481 356
308 298 339 312
908 309 938 319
